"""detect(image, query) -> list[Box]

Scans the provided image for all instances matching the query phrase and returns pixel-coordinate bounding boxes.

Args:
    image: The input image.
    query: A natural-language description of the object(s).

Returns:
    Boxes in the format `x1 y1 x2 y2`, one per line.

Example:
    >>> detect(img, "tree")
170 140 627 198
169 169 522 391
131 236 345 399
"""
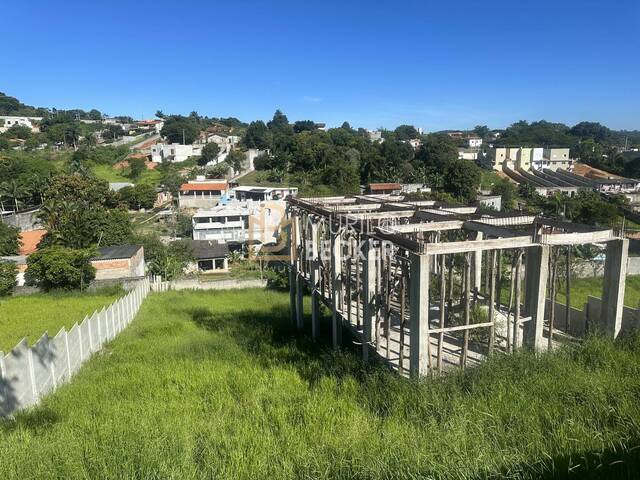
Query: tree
225 149 246 174
0 179 25 212
0 261 17 296
25 247 96 291
267 110 291 133
4 124 32 140
570 122 611 143
199 142 220 166
293 120 316 133
103 124 125 141
443 159 481 202
394 124 419 141
243 120 272 150
129 157 147 179
160 116 200 145
155 110 166 119
119 184 157 210
491 179 517 210
473 125 491 139
0 222 20 255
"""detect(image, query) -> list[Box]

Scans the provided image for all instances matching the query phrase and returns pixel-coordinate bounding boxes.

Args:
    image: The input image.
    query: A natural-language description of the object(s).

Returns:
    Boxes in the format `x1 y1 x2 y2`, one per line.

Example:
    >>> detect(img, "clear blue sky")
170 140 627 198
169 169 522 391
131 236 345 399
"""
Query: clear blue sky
2 0 639 131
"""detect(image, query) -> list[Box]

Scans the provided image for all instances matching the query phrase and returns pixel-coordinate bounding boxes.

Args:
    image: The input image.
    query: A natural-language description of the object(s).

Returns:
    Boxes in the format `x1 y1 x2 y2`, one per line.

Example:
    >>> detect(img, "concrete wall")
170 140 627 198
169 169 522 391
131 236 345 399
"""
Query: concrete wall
0 279 150 417
166 278 267 291
1 208 41 231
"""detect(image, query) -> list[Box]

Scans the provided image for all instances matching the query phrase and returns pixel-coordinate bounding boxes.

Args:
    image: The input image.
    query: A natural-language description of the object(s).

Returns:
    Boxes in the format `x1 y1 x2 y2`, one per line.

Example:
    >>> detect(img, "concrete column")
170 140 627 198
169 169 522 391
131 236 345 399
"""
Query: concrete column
289 266 297 326
601 239 628 338
362 237 376 361
331 228 343 349
471 232 483 291
523 245 550 350
296 272 304 330
409 252 430 377
310 221 320 340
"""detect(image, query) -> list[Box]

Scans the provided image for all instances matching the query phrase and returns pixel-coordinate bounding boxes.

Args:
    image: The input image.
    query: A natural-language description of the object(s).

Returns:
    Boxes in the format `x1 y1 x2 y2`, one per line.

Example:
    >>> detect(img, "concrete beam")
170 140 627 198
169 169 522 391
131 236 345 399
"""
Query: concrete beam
296 273 304 330
289 266 297 326
331 229 343 349
425 235 535 255
310 221 320 340
471 232 483 291
409 252 430 377
523 245 550 350
601 239 629 338
362 237 376 361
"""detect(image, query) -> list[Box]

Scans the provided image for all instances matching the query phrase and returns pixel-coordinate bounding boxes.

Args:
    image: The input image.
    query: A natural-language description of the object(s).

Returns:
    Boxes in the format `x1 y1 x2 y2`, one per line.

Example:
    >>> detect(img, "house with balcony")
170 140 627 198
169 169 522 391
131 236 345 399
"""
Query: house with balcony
232 186 298 202
191 205 251 243
178 178 229 209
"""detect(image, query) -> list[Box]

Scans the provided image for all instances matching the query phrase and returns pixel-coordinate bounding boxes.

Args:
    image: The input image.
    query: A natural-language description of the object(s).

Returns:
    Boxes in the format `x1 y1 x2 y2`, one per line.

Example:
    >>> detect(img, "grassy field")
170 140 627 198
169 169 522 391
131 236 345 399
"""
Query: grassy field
90 163 162 185
1 288 639 478
0 287 123 352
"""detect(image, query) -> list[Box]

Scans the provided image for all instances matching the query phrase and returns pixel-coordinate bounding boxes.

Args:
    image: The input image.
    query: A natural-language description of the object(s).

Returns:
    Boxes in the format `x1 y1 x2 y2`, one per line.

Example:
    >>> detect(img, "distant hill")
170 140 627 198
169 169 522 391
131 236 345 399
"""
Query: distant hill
0 92 50 117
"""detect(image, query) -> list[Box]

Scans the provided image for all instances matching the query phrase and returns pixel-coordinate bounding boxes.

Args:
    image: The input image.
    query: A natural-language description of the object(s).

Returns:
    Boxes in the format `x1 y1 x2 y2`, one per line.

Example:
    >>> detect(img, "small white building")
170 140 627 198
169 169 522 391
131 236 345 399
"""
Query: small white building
151 143 202 163
368 130 384 143
467 137 483 148
232 186 298 202
458 148 479 161
0 116 42 133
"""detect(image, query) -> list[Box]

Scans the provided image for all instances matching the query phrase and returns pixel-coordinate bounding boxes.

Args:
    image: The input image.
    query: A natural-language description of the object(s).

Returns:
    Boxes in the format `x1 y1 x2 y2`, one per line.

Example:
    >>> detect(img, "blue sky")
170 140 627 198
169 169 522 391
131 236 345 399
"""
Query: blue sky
2 0 639 131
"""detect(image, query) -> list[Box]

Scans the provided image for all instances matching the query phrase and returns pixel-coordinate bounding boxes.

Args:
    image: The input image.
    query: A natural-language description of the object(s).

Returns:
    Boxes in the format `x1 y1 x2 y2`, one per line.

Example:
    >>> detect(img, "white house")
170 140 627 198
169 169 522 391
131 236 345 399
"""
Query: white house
192 205 251 243
150 143 202 163
232 186 298 202
178 178 229 209
467 137 483 148
0 116 42 133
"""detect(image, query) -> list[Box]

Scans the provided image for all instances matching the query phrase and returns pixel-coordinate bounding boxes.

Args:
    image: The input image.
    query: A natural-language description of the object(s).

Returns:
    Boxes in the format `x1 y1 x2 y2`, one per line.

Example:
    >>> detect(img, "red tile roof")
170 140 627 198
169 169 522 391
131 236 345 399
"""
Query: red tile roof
368 183 401 191
180 182 228 192
19 229 46 255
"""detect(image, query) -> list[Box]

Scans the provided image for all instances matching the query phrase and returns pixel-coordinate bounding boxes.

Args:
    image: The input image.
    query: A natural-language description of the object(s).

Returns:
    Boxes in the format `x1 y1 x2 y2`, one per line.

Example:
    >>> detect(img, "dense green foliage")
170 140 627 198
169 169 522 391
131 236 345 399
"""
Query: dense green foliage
199 142 220 165
25 246 96 291
134 234 194 280
0 261 17 296
160 116 201 145
0 286 123 350
118 184 157 210
38 174 132 248
1 289 639 478
0 222 20 255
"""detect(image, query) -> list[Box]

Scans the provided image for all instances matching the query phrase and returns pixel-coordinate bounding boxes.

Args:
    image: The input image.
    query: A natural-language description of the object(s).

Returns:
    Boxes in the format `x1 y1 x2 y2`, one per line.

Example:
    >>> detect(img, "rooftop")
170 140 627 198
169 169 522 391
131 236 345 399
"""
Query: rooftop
186 240 229 259
93 245 142 261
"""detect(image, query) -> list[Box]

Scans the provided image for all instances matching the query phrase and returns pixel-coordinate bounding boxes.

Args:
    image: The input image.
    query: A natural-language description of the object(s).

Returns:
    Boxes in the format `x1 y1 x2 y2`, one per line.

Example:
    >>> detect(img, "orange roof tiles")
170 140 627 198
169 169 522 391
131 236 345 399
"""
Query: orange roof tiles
368 183 401 191
19 229 46 255
180 182 228 192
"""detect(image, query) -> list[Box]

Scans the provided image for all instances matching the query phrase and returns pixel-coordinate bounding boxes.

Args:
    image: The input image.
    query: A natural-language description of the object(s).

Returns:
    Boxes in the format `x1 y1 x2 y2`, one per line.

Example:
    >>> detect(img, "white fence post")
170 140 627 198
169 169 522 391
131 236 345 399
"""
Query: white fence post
27 347 38 402
64 329 71 381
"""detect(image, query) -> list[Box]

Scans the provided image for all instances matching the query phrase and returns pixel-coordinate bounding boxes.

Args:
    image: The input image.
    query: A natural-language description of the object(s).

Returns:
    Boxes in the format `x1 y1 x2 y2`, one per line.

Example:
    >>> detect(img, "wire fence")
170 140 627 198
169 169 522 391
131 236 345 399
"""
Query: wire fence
0 277 152 418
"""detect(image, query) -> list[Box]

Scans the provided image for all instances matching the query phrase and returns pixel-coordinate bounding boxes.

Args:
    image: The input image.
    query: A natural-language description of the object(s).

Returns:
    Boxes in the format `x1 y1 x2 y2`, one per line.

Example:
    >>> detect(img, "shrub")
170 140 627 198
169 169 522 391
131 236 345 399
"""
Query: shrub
25 247 96 291
0 261 17 296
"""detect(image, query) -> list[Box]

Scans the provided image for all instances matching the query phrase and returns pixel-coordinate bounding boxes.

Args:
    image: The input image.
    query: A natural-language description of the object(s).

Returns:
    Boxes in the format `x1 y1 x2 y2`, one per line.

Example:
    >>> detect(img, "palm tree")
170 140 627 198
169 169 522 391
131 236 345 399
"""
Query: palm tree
0 180 24 212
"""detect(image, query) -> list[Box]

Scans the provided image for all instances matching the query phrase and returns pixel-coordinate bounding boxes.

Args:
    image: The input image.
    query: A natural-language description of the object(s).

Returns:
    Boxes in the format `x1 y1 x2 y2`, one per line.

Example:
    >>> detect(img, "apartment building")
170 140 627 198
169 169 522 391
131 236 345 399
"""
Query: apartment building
488 147 573 172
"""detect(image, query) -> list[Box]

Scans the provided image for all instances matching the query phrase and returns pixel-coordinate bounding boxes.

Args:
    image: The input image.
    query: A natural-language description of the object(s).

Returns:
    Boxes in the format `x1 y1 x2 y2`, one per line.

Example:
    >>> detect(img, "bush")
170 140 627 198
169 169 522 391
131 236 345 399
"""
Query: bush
0 222 20 255
25 247 96 291
0 261 17 296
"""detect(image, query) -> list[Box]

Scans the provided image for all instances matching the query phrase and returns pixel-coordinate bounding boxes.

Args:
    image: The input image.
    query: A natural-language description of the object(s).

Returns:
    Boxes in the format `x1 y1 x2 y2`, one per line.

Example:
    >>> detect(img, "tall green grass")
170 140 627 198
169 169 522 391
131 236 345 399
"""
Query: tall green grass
1 288 639 479
0 286 123 351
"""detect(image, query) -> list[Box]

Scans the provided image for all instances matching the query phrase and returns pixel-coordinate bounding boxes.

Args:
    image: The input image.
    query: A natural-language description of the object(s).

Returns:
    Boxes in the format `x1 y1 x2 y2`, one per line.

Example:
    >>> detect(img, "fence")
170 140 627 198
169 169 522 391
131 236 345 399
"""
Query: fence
545 295 640 338
0 277 151 418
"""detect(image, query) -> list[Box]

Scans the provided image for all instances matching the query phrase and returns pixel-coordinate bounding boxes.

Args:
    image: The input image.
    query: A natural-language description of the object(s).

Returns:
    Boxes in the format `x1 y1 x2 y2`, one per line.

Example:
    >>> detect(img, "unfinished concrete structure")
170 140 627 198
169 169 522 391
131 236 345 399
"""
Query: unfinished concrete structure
287 194 629 377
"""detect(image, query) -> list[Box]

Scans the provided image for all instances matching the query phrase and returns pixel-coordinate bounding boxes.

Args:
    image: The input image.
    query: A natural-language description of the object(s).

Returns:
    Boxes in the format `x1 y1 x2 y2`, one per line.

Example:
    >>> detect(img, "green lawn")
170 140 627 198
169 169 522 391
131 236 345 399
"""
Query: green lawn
0 287 123 352
1 288 639 478
557 275 640 309
90 163 161 186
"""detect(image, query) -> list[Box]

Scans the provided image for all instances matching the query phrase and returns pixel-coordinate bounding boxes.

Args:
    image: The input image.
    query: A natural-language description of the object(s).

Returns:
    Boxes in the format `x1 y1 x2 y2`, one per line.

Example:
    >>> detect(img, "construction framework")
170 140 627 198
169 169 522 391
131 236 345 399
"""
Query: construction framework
287 194 629 377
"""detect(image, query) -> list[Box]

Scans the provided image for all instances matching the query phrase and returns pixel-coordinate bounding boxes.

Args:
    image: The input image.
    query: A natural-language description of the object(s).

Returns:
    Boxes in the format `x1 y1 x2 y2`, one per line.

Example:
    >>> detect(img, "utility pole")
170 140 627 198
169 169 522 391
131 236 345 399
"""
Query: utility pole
182 129 185 145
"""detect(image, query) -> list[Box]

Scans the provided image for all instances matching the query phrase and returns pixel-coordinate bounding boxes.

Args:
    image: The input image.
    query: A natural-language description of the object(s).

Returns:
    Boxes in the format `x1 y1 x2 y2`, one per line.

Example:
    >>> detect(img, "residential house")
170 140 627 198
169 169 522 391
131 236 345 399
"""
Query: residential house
467 137 483 148
185 240 229 272
0 116 42 133
150 143 202 163
488 146 574 172
232 186 298 202
458 148 479 161
178 178 229 209
192 205 251 243
90 245 145 281
368 130 383 143
366 183 402 195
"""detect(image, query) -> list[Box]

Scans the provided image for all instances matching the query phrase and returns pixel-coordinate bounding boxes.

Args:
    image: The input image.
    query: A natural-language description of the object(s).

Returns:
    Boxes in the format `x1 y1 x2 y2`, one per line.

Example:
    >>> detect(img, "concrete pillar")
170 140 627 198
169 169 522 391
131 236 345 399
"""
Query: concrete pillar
409 252 430 377
289 266 297 326
601 239 628 338
523 245 550 350
310 221 320 340
362 237 376 361
296 273 304 330
471 232 483 291
331 229 343 349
